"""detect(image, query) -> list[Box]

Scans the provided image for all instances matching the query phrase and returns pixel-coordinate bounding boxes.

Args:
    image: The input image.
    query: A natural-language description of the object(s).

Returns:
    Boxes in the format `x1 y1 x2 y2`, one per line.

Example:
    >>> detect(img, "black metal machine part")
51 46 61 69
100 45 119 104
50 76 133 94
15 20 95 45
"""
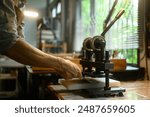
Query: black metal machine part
80 35 125 96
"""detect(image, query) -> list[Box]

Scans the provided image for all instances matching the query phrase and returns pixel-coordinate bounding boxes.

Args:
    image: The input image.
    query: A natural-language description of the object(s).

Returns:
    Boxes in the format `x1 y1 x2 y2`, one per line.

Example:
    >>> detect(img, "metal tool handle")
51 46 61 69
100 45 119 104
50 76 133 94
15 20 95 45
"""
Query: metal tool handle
104 0 118 28
115 9 125 19
101 9 125 36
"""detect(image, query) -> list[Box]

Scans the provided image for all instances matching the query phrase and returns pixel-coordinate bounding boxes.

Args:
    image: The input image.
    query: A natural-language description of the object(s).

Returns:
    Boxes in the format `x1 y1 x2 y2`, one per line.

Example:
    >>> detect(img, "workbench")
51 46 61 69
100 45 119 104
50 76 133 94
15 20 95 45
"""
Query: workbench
48 77 125 100
47 84 149 100
26 66 60 99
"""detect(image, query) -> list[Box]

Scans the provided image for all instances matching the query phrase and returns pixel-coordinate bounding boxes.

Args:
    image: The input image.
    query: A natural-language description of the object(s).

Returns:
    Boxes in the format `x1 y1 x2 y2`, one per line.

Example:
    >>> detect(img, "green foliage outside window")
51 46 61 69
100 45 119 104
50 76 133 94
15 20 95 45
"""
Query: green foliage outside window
81 0 139 64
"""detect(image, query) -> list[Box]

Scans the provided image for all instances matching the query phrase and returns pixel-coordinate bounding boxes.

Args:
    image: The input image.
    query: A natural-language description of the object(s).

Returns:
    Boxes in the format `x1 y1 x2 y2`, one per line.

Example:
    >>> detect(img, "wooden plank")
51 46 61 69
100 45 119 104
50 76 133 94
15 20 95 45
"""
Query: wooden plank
32 67 55 71
59 77 120 90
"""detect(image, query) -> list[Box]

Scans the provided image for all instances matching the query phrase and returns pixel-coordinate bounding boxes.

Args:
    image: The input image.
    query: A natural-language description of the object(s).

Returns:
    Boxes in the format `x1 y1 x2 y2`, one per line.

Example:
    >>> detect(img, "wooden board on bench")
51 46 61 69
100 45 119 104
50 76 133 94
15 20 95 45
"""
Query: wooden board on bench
59 77 120 90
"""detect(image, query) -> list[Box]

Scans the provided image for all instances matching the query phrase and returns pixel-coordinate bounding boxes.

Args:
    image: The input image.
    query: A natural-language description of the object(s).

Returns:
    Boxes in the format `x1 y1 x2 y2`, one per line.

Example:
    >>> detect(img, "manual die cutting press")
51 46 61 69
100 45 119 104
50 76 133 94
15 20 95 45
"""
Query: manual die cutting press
61 0 126 97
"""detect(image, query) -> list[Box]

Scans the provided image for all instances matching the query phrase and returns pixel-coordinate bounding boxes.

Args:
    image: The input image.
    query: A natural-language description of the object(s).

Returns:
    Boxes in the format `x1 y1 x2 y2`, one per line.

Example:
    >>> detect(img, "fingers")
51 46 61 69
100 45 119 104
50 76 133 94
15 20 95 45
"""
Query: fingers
72 63 82 79
77 70 82 79
67 61 82 79
57 57 82 80
56 69 73 80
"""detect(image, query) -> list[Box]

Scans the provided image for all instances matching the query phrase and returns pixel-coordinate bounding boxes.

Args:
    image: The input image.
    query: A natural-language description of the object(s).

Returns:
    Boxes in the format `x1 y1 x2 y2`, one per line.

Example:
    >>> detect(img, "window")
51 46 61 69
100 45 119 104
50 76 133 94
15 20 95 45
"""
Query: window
52 7 57 18
57 2 61 14
80 0 140 65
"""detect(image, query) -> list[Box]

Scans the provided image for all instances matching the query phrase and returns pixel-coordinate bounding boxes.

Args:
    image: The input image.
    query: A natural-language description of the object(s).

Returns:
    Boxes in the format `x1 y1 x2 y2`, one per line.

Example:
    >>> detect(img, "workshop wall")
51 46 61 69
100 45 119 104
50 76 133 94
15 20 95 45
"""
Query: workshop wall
24 0 47 47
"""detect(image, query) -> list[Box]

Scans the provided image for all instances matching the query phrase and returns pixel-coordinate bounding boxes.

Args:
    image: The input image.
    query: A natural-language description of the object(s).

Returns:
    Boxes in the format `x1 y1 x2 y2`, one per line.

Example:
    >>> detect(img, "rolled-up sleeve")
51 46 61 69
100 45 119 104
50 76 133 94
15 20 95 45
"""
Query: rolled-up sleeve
0 0 22 54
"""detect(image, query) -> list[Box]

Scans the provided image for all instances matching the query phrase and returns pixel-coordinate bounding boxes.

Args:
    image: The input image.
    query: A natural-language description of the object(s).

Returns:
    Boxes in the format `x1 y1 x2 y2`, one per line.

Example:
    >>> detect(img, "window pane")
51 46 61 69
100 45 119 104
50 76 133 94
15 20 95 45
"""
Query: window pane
80 0 139 64
81 0 91 38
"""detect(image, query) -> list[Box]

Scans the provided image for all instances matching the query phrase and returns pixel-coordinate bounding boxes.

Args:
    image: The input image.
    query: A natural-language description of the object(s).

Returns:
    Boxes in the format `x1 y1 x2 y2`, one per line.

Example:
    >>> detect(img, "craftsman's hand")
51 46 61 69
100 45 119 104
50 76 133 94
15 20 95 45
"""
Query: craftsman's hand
57 57 82 80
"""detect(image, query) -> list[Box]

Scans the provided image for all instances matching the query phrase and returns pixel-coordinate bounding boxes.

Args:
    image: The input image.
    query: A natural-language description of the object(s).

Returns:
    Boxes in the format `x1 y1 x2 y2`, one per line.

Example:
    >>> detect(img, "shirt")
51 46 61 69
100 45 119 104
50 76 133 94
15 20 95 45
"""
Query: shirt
0 0 25 54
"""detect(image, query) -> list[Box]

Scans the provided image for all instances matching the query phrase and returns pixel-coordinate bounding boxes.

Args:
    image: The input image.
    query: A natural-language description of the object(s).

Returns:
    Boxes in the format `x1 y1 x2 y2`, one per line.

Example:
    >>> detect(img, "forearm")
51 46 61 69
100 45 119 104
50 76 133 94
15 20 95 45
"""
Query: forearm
4 39 59 69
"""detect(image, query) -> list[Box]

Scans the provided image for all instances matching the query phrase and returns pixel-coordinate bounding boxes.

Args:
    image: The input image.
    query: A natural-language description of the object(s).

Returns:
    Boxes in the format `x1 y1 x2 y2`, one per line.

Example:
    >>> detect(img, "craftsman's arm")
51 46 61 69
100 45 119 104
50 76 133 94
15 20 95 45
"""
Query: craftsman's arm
4 39 82 80
4 39 59 68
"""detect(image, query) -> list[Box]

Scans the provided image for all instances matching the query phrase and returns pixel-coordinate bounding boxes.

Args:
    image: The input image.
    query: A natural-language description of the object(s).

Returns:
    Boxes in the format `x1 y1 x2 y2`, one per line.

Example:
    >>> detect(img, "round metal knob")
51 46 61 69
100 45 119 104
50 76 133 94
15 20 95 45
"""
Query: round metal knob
91 36 105 51
83 37 93 51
